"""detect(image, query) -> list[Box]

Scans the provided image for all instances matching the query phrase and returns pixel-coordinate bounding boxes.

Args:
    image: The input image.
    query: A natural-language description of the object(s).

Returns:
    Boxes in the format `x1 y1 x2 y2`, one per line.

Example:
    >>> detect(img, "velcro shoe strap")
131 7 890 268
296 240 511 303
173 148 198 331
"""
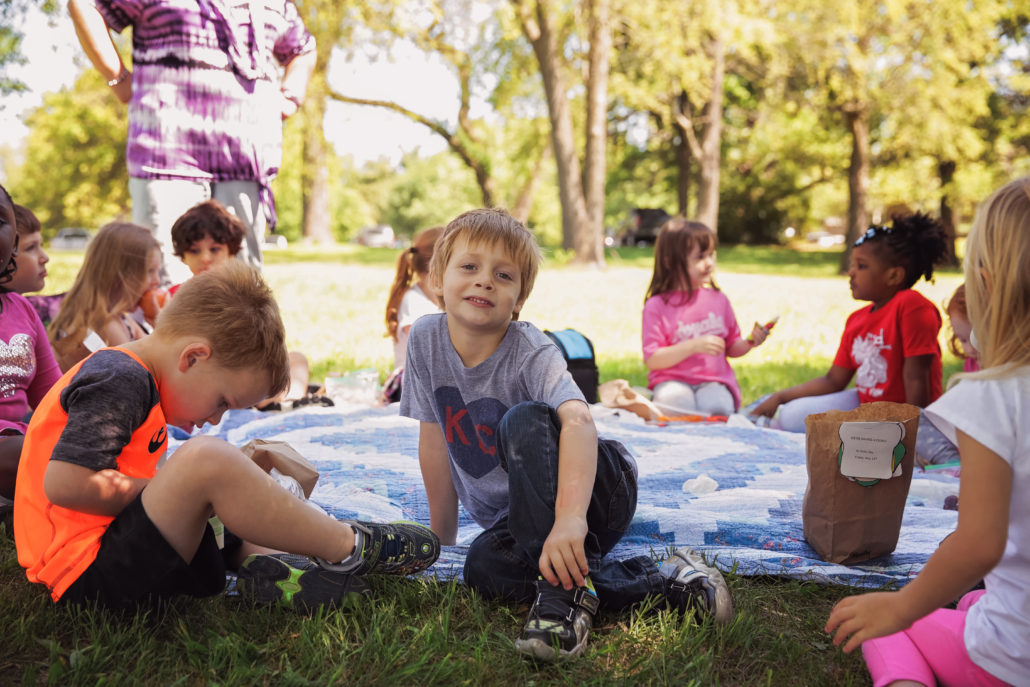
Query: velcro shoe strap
572 587 600 617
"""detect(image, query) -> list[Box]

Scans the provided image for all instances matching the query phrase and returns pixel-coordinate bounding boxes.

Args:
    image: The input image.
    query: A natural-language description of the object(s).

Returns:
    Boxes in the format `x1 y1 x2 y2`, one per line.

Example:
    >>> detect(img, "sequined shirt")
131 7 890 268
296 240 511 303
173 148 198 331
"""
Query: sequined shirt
0 292 62 433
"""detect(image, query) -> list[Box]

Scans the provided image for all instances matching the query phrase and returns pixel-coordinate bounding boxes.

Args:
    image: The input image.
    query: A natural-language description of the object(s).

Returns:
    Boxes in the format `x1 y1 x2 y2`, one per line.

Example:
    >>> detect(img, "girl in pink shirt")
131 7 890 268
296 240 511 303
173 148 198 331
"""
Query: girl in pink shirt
642 219 768 416
0 185 62 504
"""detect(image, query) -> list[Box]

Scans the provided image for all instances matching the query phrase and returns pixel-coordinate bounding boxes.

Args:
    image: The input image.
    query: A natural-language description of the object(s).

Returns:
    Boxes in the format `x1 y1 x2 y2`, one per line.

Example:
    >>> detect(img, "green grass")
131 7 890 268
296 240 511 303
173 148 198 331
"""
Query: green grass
3 244 965 685
0 532 869 685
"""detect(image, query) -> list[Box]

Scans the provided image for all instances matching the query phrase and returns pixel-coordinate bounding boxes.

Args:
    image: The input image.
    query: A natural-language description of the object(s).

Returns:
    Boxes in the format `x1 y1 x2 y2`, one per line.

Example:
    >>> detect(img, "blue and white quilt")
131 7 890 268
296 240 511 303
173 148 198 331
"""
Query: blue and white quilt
171 404 960 589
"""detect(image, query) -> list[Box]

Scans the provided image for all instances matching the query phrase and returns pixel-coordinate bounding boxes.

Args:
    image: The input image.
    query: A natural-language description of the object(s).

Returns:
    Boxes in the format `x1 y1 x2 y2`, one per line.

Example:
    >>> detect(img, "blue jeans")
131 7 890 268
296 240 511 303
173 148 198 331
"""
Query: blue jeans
463 402 665 611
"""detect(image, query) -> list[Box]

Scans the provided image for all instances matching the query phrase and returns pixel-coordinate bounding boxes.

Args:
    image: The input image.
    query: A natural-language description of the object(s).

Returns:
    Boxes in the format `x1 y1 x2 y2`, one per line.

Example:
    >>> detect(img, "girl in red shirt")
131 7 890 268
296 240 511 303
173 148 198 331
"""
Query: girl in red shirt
752 213 949 430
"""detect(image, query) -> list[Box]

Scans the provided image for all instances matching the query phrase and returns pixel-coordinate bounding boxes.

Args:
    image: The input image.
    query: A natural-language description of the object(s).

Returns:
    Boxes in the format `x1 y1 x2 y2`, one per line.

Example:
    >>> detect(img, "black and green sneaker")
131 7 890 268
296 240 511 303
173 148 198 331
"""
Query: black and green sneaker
236 553 370 612
317 520 440 576
658 547 734 624
514 577 599 662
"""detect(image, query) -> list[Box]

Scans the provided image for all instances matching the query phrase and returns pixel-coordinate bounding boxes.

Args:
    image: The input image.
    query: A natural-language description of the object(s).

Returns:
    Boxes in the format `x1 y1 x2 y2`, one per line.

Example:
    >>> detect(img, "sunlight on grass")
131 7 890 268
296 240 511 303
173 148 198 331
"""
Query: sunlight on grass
42 247 965 400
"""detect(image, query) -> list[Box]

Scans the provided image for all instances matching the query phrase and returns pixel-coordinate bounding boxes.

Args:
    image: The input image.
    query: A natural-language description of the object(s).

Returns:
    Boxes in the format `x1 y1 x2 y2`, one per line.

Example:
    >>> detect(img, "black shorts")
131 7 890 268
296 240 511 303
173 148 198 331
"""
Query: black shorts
60 492 228 611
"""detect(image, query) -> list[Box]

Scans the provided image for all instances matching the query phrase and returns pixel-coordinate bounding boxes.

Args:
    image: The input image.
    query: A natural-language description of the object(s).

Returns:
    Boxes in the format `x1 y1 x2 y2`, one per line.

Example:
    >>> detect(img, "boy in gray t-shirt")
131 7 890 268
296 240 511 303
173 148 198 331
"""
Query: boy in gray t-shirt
399 209 734 662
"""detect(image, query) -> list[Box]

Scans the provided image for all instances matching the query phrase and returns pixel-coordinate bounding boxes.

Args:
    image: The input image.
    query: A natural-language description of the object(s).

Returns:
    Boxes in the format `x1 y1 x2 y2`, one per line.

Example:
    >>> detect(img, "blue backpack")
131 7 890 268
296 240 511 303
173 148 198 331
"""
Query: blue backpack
544 329 599 404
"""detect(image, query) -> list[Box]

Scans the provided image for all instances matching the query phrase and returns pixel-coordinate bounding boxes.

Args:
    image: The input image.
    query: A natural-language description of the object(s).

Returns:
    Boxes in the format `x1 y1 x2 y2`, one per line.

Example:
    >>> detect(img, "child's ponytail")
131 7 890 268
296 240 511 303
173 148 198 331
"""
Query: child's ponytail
384 226 443 342
385 247 419 342
885 212 950 288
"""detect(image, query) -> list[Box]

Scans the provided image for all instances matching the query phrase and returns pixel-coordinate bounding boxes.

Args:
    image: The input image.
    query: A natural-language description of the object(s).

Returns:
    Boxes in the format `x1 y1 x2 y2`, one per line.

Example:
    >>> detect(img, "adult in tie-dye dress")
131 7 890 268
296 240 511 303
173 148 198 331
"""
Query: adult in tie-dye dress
69 0 316 282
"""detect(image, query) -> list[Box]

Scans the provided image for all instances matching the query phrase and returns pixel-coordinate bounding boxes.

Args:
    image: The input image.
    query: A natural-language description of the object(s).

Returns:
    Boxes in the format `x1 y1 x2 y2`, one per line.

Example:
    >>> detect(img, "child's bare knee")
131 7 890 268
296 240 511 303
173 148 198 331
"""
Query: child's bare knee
164 436 246 475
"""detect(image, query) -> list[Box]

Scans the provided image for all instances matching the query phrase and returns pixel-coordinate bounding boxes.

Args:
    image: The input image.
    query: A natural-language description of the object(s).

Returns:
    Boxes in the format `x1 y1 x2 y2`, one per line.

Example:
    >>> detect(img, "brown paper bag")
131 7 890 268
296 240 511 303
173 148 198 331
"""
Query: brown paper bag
240 438 319 498
802 402 919 564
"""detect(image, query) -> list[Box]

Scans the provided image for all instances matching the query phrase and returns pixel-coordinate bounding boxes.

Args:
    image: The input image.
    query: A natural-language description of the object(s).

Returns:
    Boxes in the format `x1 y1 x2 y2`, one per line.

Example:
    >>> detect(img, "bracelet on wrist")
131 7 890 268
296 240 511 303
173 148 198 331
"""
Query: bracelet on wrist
107 65 130 87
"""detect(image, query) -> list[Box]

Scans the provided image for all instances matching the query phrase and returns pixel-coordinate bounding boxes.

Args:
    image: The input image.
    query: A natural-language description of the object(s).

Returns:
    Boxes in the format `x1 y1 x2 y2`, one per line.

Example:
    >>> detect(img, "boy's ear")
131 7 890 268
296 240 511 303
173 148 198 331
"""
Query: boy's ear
177 341 212 372
512 296 527 320
428 270 445 302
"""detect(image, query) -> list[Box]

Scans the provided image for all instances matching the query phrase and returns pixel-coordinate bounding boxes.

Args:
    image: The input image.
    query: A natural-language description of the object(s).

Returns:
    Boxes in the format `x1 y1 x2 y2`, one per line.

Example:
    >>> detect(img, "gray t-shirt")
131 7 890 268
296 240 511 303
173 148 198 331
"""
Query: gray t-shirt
400 314 585 529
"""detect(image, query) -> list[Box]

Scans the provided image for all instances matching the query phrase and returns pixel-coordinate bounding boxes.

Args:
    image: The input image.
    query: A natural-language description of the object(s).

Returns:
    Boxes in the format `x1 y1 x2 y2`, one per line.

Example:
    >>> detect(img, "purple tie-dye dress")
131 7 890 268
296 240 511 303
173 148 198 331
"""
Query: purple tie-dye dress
95 0 314 194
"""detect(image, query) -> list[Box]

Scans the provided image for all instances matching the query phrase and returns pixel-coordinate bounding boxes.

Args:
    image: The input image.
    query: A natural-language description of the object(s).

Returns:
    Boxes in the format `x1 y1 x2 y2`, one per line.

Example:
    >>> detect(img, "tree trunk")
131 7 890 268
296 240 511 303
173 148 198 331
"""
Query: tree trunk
938 159 959 267
839 103 870 274
695 34 724 232
580 0 609 265
674 94 692 217
300 62 333 243
515 0 601 265
511 145 551 223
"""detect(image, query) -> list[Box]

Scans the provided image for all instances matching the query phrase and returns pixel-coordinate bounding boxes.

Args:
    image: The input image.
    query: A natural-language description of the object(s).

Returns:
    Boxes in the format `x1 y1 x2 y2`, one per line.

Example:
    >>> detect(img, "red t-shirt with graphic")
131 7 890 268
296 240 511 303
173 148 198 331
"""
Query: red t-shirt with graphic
833 289 943 404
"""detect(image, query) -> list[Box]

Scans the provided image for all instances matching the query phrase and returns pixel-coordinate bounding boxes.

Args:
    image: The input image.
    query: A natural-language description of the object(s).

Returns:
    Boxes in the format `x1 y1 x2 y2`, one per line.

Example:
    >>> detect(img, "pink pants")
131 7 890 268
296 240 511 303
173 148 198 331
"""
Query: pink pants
862 590 1009 687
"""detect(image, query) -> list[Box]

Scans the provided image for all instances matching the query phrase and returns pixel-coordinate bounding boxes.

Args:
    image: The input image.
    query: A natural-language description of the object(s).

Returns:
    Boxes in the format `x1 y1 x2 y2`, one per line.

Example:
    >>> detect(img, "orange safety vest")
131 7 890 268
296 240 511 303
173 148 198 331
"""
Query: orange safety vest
14 348 167 601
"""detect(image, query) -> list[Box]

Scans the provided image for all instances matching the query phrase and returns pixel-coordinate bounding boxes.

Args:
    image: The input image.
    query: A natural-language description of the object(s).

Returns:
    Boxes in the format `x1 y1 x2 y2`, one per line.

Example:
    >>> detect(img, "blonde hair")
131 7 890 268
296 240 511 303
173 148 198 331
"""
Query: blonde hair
156 261 291 397
429 209 541 319
49 222 160 359
385 226 442 341
959 176 1030 378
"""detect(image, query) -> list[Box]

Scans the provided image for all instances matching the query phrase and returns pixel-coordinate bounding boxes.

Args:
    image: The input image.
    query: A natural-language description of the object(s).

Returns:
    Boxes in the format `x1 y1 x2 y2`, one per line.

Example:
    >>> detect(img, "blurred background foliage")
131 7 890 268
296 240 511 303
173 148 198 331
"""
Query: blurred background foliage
0 0 1027 252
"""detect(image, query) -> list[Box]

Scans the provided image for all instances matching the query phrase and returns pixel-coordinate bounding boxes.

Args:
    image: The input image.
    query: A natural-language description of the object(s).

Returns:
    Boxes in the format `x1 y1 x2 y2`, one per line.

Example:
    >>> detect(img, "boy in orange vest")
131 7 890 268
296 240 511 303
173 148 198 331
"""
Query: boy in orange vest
15 261 438 611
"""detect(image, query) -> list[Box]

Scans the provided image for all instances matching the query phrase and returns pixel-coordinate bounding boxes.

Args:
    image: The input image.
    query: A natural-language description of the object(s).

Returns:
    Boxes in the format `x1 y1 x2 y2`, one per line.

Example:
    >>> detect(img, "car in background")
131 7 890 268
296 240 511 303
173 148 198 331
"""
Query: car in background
49 227 93 250
355 224 396 248
804 230 845 248
618 208 671 246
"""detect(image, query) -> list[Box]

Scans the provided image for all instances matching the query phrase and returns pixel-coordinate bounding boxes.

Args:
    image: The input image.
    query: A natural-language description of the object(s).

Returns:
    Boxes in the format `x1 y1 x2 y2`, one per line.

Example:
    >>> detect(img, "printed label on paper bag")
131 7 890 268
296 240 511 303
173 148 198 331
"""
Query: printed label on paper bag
837 421 906 481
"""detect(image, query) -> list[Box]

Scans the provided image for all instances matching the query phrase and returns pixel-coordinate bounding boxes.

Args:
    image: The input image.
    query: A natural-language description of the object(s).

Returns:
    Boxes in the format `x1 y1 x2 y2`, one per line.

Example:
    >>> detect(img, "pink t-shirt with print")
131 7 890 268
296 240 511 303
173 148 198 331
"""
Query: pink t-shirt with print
642 288 743 409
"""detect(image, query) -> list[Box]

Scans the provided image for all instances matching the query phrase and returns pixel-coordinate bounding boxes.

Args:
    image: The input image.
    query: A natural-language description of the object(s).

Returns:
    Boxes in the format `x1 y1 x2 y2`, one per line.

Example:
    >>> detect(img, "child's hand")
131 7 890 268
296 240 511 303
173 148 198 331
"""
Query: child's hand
748 322 769 346
825 592 910 653
691 335 726 356
539 515 589 590
751 393 782 418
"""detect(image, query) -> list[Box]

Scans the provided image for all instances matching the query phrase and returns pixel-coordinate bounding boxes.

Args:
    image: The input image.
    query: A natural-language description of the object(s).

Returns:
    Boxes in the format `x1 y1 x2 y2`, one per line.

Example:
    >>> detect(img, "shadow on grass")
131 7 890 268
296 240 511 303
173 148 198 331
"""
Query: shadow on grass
0 527 867 686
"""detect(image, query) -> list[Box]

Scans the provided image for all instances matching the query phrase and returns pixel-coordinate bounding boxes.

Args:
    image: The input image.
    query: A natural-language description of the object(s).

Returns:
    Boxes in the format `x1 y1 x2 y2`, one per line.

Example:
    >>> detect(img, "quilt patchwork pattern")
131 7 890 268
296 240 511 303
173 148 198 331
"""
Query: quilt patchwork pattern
171 405 959 589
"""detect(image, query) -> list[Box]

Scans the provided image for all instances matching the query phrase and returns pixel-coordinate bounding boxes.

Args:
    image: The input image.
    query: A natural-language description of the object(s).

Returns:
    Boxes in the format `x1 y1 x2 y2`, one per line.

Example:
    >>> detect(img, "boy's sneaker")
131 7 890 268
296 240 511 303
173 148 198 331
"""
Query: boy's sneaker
316 520 440 576
514 577 599 662
659 547 733 624
236 553 370 612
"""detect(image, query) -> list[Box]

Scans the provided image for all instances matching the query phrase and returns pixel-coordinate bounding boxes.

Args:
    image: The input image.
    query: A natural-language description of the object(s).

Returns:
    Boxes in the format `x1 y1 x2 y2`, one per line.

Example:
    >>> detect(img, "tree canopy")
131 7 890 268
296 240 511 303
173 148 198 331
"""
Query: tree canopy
4 0 1028 262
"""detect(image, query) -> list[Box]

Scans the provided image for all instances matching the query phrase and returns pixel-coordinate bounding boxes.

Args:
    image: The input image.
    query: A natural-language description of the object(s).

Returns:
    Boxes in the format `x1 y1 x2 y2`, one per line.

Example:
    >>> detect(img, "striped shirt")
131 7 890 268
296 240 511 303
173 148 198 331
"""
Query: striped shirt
95 0 314 186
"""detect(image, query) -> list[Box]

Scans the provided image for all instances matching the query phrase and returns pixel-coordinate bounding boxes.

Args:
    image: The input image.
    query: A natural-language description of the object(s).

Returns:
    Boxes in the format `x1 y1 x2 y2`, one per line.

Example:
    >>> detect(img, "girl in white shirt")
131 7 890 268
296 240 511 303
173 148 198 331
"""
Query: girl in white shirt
382 227 442 402
826 176 1030 686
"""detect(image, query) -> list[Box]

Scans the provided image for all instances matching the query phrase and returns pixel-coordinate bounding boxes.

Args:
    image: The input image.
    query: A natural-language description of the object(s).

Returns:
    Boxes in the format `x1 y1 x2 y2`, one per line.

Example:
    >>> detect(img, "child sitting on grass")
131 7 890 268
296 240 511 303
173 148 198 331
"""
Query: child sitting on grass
11 203 65 329
169 200 245 294
14 260 439 612
751 213 949 429
826 176 1030 686
170 200 314 407
0 186 62 508
643 218 769 416
8 205 51 297
400 208 732 663
916 283 980 468
47 223 162 372
382 225 443 403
